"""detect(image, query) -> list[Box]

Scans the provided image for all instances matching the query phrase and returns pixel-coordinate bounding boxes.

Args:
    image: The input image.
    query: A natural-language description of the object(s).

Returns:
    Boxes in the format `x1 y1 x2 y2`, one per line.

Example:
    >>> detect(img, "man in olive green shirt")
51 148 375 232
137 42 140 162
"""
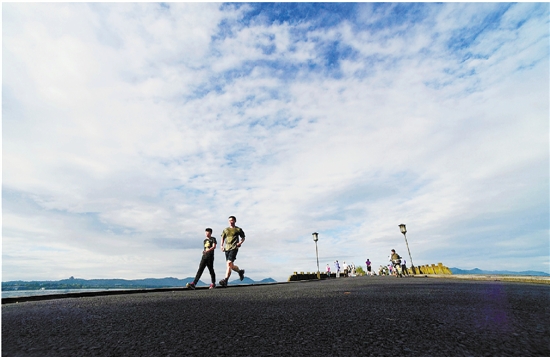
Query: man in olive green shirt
390 249 402 277
218 216 246 287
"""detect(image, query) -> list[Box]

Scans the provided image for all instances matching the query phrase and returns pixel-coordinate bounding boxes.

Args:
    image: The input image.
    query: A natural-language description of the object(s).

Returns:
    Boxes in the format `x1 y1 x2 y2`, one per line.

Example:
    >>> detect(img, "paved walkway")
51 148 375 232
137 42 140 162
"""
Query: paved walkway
422 274 550 284
2 276 549 356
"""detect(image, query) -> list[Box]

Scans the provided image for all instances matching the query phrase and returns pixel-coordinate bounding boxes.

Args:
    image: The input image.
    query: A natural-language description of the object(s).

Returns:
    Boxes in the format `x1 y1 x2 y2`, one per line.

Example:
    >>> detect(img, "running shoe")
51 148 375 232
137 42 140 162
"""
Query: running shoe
219 279 228 288
238 269 245 281
186 282 195 290
209 283 216 289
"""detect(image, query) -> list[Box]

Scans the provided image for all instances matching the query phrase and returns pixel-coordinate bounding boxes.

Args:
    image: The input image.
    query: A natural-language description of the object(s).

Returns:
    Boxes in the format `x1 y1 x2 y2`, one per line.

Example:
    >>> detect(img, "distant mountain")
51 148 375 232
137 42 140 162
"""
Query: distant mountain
2 277 194 291
58 277 197 287
228 277 278 285
450 268 549 276
2 276 277 291
228 277 256 285
258 278 277 283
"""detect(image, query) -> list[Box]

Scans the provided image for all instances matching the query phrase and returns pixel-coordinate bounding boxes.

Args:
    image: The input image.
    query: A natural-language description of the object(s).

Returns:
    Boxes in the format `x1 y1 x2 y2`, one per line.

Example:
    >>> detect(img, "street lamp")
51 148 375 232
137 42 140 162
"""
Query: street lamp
398 224 416 274
312 232 320 279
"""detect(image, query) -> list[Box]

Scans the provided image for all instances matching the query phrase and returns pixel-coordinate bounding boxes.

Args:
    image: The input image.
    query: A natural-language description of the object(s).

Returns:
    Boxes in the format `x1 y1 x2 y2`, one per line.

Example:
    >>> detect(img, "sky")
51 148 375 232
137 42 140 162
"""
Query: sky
2 2 549 283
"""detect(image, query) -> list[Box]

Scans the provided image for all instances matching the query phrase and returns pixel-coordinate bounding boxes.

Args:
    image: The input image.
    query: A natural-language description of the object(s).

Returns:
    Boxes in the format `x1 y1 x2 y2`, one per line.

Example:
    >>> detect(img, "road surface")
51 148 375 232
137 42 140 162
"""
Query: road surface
2 276 549 356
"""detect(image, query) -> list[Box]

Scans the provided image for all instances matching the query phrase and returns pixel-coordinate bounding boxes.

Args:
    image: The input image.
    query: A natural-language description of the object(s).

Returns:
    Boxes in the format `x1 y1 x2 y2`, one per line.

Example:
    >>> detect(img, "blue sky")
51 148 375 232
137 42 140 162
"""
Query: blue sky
2 3 549 282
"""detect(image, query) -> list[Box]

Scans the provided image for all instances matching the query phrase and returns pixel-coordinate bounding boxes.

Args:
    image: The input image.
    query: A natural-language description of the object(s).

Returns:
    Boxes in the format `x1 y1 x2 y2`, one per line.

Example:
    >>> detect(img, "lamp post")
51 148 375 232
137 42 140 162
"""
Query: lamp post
398 224 415 274
312 232 320 279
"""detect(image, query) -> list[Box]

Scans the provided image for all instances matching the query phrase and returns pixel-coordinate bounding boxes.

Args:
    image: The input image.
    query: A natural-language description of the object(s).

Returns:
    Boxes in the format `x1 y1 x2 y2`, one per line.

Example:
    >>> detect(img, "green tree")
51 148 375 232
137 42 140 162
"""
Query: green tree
355 266 365 276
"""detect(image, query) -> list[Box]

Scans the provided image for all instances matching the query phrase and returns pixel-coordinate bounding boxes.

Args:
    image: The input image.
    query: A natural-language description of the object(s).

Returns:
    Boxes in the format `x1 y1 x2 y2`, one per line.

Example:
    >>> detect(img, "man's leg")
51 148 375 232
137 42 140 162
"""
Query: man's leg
225 261 244 280
222 249 244 282
225 260 233 280
233 263 245 281
220 250 232 287
206 256 216 284
219 259 232 287
187 257 206 289
193 257 207 285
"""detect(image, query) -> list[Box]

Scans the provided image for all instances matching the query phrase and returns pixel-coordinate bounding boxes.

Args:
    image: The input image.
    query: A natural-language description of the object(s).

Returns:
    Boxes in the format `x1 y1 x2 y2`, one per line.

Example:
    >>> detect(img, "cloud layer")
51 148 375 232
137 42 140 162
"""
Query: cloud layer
3 3 549 281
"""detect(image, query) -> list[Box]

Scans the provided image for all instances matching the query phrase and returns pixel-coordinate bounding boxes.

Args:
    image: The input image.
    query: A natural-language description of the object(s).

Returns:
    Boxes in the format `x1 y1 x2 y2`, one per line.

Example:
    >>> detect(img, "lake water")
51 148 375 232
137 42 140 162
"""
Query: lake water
2 289 131 299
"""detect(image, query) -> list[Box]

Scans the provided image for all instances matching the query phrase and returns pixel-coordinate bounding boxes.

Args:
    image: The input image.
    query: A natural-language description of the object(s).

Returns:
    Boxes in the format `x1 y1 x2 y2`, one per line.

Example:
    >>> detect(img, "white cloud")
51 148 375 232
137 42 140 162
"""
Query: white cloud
3 3 548 282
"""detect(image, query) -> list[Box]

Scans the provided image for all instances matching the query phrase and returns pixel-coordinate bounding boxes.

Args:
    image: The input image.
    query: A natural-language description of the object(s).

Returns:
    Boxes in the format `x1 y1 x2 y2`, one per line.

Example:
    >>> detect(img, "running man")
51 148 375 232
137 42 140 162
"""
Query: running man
390 249 402 277
218 216 246 287
186 228 217 290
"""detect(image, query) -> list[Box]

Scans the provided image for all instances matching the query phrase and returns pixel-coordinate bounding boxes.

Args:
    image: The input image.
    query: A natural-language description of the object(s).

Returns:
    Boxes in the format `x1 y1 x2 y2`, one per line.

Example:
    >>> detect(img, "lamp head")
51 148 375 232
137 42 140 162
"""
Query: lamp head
398 224 407 234
312 232 319 242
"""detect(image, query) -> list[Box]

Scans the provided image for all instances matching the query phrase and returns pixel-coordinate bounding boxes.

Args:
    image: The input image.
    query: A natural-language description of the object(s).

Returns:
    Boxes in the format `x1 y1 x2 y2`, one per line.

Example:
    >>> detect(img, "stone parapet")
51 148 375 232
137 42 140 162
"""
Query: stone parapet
288 272 327 281
414 263 452 275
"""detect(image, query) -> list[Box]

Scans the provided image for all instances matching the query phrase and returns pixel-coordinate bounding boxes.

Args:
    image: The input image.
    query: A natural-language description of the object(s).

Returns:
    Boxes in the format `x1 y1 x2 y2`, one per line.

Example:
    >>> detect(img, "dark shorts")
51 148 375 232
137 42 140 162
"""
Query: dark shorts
225 249 238 262
367 266 371 271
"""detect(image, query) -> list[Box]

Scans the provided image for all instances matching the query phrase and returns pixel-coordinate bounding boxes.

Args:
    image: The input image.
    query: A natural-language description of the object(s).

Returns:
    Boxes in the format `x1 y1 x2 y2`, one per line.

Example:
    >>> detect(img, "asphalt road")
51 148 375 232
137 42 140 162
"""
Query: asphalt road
2 276 549 356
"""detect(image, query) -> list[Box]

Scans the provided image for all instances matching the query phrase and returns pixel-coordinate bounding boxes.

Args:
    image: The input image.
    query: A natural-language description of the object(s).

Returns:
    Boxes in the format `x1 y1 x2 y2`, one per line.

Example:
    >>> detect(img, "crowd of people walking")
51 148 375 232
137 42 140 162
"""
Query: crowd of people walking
327 249 411 278
327 260 360 278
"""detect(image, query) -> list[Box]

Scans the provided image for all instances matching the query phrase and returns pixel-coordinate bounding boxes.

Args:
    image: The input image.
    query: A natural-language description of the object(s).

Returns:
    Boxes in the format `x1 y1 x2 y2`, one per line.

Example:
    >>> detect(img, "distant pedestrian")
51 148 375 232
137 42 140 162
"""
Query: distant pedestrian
326 264 331 278
186 228 217 290
402 259 409 276
343 261 349 277
366 259 372 276
218 216 246 288
335 260 341 278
